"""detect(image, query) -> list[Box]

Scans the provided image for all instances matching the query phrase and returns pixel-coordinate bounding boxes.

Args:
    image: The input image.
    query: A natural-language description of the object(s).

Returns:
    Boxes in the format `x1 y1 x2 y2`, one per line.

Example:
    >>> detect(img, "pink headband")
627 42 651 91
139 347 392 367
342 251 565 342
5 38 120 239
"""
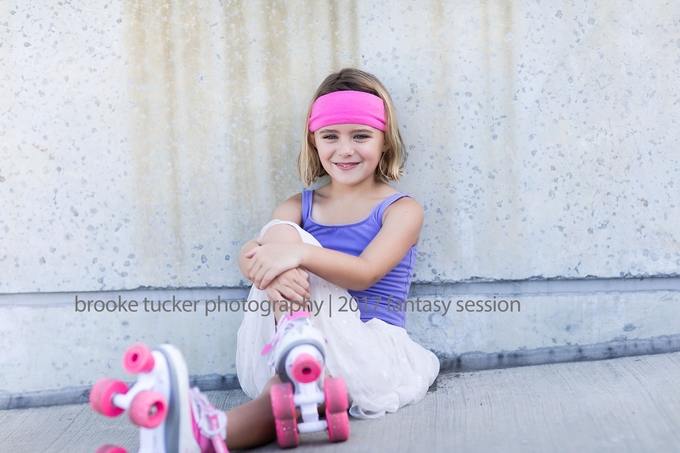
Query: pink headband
308 90 386 132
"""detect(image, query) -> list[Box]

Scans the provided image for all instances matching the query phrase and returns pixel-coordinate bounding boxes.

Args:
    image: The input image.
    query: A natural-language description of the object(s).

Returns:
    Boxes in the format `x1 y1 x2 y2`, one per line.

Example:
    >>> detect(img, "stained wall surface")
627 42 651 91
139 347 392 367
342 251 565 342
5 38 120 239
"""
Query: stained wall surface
1 1 679 395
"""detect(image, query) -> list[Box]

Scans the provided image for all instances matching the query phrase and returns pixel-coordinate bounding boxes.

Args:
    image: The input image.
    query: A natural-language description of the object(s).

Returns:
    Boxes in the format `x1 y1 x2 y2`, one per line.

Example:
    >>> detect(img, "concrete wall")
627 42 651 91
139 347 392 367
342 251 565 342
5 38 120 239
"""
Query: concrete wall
1 0 679 401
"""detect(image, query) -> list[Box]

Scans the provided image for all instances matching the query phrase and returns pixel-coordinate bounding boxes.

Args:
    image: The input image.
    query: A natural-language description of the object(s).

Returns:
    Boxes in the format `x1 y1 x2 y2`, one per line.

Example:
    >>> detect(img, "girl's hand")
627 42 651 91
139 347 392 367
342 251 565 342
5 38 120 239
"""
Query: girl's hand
244 243 305 290
264 267 311 303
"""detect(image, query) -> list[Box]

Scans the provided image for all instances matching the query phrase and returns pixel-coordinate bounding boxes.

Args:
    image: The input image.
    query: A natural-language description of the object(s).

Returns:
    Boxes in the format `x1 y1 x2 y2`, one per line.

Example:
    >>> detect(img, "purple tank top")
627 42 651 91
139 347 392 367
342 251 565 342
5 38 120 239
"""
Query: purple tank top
301 190 417 328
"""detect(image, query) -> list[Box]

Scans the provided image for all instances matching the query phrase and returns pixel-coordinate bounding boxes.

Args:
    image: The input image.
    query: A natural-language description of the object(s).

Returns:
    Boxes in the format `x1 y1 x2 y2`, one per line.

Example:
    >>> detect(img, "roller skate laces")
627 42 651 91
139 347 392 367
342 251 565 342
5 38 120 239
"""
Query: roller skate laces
261 311 321 368
190 387 229 453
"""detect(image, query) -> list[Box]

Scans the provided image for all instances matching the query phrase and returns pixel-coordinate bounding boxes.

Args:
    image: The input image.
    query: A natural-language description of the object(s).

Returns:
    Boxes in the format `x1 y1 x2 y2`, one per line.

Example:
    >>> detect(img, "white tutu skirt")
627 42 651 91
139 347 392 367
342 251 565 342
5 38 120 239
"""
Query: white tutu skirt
236 220 441 419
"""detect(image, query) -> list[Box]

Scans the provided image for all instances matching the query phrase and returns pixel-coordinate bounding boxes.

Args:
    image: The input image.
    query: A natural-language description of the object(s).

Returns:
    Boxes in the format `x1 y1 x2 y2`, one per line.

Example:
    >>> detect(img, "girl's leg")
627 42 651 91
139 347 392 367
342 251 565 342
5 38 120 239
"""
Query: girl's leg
223 371 333 450
224 375 281 450
228 289 310 448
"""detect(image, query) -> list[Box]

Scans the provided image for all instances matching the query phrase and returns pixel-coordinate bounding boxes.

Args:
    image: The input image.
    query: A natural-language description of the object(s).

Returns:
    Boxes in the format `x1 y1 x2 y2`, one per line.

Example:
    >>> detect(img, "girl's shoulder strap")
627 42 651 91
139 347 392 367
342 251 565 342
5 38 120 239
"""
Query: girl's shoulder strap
375 193 411 226
301 189 314 225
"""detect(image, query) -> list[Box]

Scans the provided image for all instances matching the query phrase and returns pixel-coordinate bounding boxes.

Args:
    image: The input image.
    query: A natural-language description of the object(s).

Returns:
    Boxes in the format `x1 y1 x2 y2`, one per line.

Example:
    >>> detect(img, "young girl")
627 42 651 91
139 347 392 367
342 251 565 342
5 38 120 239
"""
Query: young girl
234 67 440 441
91 68 439 453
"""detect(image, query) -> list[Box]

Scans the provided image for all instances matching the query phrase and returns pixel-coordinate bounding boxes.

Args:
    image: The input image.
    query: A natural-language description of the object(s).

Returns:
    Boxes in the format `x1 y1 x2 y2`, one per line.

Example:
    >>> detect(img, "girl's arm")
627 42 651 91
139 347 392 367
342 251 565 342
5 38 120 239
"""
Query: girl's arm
238 193 311 301
245 197 424 291
238 238 259 277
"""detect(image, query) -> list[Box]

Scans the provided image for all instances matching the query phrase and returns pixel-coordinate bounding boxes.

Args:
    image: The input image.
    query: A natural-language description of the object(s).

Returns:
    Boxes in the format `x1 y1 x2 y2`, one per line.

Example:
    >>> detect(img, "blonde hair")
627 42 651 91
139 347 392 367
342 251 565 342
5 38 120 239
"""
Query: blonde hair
298 68 406 186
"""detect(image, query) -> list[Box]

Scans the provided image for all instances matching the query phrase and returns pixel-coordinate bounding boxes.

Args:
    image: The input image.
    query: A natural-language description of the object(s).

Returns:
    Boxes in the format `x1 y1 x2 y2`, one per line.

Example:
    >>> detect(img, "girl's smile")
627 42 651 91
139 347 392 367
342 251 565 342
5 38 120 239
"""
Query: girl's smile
333 162 360 170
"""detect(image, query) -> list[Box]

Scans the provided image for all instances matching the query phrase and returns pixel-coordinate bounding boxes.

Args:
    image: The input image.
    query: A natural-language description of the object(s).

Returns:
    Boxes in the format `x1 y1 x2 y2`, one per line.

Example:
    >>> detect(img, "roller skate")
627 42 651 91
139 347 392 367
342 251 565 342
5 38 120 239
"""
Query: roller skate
89 343 228 453
262 311 350 448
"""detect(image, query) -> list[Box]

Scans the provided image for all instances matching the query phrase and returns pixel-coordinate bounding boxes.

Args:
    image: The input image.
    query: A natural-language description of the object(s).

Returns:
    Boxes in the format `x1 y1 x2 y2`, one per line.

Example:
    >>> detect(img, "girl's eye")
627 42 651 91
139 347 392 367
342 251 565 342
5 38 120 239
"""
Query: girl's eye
354 134 369 140
322 134 337 140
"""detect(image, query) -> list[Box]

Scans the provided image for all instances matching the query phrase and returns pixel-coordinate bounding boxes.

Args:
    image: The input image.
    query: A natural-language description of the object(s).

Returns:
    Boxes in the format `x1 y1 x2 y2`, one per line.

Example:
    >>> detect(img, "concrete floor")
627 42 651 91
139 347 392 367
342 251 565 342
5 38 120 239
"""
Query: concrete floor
2 352 680 453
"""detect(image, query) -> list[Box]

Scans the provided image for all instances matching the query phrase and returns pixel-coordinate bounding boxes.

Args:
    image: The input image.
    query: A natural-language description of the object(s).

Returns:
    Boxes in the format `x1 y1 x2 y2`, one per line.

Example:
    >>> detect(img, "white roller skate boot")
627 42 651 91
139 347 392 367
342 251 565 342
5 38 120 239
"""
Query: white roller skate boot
262 311 350 448
89 343 228 453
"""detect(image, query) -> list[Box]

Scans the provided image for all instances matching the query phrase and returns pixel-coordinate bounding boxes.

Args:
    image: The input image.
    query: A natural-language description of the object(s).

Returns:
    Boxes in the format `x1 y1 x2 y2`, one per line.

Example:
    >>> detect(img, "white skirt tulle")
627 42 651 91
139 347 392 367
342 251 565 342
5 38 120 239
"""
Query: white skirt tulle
235 220 441 419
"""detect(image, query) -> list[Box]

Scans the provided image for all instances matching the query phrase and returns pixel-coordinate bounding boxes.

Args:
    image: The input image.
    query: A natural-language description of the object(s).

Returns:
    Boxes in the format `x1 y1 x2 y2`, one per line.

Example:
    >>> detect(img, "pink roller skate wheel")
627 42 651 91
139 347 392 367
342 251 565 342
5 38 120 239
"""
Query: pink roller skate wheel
271 383 296 420
326 410 350 443
128 390 167 428
96 445 128 453
270 383 299 448
122 343 155 374
290 353 323 384
275 418 299 448
323 377 349 414
90 378 129 417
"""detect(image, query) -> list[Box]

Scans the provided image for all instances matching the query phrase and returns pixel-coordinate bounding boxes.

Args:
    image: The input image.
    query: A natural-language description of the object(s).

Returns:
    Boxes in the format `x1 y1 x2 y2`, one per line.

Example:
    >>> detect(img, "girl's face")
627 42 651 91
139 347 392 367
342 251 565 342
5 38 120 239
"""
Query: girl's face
312 123 389 187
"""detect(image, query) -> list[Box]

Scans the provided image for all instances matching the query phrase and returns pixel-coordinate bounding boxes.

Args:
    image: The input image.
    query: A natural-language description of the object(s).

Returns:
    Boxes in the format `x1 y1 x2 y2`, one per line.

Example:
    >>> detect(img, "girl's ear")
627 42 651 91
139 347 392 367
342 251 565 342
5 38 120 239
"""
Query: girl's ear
382 139 390 152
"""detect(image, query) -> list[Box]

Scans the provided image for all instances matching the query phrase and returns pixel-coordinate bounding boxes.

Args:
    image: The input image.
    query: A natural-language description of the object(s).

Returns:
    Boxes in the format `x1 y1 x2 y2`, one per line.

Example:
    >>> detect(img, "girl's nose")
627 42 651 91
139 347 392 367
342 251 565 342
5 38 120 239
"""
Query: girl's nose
337 139 354 156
